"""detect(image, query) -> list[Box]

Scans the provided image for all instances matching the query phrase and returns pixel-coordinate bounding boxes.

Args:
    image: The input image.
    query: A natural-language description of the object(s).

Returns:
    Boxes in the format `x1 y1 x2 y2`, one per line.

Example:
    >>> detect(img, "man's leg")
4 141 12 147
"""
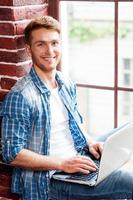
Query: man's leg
49 169 133 200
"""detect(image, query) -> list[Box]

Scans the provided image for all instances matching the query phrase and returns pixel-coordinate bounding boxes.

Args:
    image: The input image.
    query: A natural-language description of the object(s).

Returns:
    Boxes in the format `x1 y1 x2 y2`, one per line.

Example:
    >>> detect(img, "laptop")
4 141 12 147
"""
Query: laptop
52 121 133 186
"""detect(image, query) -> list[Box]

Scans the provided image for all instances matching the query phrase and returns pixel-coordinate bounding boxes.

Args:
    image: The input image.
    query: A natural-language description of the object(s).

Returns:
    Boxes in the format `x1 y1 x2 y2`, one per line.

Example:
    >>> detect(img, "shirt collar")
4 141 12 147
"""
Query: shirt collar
30 67 64 94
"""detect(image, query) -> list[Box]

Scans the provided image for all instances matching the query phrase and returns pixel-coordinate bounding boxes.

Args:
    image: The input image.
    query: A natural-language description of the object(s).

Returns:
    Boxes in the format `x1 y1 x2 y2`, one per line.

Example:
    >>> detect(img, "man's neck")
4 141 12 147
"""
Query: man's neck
44 77 57 90
33 66 57 89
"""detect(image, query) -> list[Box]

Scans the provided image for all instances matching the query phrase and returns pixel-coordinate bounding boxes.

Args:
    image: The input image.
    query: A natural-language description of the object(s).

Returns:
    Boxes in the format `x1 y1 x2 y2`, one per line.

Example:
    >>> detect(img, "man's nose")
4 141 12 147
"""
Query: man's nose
46 45 53 54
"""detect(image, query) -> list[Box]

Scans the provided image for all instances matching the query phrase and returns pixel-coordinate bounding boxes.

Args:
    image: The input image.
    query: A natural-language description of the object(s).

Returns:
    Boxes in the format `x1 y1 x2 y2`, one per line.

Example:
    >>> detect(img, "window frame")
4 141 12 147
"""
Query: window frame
48 0 133 128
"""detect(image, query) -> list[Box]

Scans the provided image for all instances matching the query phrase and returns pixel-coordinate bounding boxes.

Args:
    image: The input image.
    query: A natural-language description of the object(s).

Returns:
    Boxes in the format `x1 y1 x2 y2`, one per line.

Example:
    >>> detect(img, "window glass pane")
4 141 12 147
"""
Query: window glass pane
118 91 133 126
118 2 133 88
77 87 114 139
60 1 114 86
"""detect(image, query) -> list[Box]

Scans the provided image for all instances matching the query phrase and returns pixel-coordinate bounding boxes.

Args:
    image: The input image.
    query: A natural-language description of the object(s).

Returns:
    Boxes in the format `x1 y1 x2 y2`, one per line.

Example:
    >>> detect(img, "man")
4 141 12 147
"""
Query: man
1 16 133 200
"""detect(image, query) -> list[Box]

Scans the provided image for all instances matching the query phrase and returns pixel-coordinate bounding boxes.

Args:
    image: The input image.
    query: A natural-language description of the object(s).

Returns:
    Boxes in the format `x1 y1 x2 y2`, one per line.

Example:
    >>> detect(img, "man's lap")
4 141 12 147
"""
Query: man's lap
49 169 133 200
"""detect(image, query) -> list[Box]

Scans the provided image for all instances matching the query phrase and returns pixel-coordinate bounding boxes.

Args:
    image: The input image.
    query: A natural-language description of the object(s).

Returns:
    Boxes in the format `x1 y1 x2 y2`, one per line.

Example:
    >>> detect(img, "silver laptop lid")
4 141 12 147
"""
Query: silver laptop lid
96 121 133 185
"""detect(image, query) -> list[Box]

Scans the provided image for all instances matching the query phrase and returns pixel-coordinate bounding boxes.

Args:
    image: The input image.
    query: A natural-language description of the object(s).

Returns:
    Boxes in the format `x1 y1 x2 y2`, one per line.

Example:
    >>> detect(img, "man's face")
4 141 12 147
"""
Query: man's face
26 28 61 73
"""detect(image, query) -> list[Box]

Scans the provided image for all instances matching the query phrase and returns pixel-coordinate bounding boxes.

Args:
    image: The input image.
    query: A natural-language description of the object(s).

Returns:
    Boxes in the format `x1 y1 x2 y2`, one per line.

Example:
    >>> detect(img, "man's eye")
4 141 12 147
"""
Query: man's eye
53 41 59 46
37 43 43 47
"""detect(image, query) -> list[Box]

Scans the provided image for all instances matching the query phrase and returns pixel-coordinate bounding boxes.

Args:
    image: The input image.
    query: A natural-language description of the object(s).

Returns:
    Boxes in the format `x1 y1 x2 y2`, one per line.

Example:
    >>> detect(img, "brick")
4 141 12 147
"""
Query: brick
0 63 31 77
0 21 29 36
0 0 48 6
1 78 17 90
0 163 13 173
0 152 1 159
0 186 19 200
0 164 19 200
15 5 48 21
15 21 29 35
0 49 29 63
16 21 36 35
0 90 8 101
0 23 15 36
0 10 48 36
0 186 11 198
0 174 11 187
0 36 24 50
0 5 48 21
14 5 47 21
0 0 13 6
0 8 13 21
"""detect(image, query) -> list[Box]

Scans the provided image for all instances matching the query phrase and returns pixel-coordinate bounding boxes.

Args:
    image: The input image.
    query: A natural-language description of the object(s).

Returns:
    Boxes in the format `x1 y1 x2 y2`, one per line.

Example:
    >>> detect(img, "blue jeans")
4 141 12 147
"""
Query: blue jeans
49 169 133 199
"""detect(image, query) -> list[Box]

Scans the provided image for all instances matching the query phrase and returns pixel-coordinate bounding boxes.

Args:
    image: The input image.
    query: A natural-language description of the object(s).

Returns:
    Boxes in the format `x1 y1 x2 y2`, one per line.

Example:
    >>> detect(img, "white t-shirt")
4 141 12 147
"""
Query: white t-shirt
49 87 77 158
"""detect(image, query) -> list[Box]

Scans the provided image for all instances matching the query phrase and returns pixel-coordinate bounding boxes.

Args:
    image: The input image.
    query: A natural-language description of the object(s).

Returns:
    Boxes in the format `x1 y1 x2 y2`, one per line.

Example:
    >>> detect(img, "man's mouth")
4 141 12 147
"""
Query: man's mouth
41 57 57 66
43 57 56 62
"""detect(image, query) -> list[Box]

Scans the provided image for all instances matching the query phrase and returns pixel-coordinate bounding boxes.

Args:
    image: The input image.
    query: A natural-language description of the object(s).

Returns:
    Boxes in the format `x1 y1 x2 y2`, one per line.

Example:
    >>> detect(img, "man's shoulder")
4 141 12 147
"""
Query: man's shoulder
11 74 33 93
56 70 75 88
2 74 35 106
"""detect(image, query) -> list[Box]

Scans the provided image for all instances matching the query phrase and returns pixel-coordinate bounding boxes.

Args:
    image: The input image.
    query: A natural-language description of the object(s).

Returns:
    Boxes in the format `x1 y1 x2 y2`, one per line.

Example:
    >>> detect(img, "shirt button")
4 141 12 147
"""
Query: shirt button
47 92 50 96
7 140 10 144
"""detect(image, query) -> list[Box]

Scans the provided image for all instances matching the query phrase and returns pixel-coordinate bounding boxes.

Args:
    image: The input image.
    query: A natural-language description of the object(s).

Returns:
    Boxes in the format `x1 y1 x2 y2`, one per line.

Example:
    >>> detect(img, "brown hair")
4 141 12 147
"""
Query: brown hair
24 16 61 44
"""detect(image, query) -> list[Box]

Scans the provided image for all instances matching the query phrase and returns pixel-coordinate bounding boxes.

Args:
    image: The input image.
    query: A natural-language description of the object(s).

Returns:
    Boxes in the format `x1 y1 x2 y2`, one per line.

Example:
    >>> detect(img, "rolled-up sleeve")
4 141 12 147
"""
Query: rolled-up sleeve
1 91 31 163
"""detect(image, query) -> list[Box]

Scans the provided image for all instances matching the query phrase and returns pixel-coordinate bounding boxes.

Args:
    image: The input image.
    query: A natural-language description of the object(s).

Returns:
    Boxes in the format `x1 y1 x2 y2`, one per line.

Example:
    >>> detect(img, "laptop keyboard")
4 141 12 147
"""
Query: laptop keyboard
68 169 98 181
53 152 101 185
66 159 100 181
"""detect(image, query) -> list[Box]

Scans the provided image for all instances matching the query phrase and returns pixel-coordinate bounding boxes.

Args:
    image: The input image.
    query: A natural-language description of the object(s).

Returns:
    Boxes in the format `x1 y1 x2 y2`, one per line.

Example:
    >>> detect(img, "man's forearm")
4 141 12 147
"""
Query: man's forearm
11 148 98 174
11 149 62 171
78 123 95 145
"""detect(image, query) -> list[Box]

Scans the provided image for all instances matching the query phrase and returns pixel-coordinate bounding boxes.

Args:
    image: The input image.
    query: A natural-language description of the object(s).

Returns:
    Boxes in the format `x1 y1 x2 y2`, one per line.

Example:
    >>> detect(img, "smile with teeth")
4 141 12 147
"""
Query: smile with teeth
43 57 56 62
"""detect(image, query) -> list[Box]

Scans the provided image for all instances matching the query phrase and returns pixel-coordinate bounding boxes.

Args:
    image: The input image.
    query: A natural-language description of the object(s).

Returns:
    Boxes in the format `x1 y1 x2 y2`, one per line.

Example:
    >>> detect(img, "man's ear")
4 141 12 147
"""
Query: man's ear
25 44 31 57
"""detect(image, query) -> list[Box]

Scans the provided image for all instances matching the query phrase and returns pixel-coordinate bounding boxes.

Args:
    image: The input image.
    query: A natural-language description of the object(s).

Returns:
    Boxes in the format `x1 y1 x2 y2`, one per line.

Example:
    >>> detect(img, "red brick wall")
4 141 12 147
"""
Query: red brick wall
0 0 48 100
0 0 49 199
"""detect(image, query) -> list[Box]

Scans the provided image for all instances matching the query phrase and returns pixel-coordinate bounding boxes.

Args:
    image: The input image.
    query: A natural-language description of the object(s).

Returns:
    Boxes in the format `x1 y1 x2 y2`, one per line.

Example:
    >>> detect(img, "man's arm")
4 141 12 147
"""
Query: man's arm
11 148 97 174
70 82 103 158
11 148 61 170
79 124 104 159
1 91 97 174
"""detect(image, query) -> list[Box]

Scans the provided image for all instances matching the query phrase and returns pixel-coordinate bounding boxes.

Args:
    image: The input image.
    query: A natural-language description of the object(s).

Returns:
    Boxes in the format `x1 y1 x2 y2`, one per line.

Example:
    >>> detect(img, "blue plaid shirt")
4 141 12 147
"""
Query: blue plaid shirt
1 67 88 200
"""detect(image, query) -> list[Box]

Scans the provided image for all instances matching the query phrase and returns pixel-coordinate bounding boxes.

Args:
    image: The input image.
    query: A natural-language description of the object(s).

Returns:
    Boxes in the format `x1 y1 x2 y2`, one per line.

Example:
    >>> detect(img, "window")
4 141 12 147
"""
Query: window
123 58 131 70
124 73 130 86
49 0 133 138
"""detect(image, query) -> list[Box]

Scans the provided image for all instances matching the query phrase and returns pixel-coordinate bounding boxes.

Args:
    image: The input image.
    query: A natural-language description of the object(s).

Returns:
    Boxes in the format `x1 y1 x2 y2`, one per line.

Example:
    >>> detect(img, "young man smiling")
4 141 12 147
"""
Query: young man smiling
1 16 133 200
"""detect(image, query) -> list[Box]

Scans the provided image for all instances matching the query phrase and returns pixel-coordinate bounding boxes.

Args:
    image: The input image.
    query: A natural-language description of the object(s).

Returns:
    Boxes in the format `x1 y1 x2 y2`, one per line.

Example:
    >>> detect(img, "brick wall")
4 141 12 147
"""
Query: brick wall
0 0 49 199
0 0 48 100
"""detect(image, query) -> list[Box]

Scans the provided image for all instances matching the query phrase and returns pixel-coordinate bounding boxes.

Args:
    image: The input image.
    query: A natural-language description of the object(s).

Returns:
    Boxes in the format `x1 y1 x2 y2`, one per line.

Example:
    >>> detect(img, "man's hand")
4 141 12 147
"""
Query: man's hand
89 142 104 159
78 123 104 159
59 155 97 174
